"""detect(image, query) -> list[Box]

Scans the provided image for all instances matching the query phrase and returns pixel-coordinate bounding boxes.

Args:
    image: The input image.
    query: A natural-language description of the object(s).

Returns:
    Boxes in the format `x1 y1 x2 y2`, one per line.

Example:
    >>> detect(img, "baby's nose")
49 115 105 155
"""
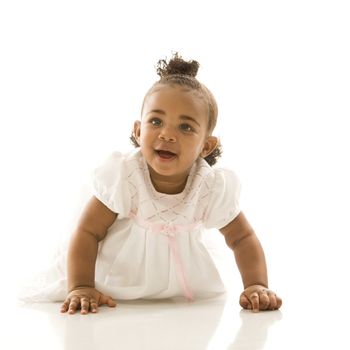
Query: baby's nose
158 127 177 142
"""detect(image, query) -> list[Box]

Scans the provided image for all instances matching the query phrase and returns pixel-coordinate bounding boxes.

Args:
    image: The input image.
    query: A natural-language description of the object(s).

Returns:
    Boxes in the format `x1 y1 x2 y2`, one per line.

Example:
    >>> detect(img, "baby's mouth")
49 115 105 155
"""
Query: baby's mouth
156 150 177 160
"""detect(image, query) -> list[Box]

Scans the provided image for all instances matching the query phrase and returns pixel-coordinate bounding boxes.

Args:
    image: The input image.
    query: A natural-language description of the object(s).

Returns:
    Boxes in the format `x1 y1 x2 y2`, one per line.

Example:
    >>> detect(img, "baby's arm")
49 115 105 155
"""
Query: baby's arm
220 212 282 312
60 196 118 314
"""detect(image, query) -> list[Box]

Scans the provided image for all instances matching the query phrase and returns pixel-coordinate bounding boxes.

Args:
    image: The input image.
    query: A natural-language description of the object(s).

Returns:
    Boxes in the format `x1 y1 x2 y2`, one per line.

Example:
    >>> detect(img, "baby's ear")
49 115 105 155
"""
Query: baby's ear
200 136 218 158
133 121 141 145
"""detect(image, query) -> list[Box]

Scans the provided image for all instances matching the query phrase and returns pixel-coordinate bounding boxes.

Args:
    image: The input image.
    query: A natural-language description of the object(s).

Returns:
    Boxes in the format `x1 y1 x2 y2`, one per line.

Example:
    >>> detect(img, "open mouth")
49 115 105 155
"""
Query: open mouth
156 150 177 160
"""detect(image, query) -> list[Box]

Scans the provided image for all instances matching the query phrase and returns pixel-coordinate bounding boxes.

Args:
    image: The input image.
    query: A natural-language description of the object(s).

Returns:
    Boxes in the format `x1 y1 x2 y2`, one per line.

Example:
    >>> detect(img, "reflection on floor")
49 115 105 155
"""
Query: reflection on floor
4 290 349 350
4 293 287 350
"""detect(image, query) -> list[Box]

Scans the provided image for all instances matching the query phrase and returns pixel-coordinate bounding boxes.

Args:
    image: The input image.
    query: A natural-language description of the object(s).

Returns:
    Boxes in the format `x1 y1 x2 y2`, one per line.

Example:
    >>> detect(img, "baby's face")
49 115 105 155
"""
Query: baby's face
134 85 216 191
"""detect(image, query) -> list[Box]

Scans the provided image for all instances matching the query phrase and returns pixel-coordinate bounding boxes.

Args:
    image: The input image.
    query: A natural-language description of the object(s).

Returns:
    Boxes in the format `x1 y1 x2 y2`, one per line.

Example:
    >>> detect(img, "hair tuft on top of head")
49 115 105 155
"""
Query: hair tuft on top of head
156 52 199 78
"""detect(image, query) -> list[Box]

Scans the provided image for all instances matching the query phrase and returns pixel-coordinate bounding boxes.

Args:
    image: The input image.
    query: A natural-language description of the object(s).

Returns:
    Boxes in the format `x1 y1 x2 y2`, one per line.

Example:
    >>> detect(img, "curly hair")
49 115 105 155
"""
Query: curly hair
130 52 222 166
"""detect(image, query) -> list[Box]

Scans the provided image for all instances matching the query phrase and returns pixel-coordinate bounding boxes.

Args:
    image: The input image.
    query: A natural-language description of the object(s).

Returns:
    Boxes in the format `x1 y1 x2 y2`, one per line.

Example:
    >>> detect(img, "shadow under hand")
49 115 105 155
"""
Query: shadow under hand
228 309 283 350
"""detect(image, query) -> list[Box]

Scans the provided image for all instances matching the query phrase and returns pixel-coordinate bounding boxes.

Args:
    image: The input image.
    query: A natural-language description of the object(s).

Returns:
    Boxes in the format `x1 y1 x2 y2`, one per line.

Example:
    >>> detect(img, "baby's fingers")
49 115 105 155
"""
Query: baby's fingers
90 298 98 313
60 298 70 313
99 294 117 308
267 292 278 310
271 293 282 310
240 286 282 312
60 297 82 314
239 294 252 310
249 292 260 313
68 297 80 314
80 297 90 314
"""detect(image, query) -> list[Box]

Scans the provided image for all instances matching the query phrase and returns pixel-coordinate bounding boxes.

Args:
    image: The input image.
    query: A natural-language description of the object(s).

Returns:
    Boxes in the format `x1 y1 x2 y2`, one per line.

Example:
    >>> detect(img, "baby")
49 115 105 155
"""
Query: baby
33 53 282 314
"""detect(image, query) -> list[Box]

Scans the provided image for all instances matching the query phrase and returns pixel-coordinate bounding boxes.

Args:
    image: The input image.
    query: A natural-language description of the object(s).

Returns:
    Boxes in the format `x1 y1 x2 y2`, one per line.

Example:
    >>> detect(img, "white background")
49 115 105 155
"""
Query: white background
1 1 350 349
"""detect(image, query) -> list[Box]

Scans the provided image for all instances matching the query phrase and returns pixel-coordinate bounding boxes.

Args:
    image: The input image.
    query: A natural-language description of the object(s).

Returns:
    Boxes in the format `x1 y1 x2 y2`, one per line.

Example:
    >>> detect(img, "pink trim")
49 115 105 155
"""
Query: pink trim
129 213 201 301
167 235 194 301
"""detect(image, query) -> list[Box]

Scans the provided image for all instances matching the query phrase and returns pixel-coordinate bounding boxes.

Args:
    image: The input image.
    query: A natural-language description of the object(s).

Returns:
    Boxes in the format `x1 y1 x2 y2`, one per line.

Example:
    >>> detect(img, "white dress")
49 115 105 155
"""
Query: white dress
21 150 241 302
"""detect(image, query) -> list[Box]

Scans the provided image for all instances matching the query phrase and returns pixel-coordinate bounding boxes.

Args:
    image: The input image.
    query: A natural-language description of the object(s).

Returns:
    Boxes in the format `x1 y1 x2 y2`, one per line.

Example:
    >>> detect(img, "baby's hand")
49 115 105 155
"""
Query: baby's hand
60 287 117 315
239 285 282 313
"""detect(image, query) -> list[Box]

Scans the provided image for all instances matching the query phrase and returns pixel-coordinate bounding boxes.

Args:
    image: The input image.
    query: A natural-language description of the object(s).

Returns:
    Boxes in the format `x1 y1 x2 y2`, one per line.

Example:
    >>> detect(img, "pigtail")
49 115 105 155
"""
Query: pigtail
204 143 222 166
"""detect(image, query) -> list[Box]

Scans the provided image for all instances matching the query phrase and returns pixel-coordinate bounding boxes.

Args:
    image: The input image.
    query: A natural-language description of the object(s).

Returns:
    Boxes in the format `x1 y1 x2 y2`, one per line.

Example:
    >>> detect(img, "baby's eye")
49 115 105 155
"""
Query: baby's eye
179 123 195 133
150 118 162 126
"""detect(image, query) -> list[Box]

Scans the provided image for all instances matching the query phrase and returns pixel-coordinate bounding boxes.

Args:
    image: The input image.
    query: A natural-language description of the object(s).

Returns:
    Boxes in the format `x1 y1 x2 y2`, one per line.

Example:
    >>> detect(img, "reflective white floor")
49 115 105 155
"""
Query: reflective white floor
2 1 350 349
4 289 349 350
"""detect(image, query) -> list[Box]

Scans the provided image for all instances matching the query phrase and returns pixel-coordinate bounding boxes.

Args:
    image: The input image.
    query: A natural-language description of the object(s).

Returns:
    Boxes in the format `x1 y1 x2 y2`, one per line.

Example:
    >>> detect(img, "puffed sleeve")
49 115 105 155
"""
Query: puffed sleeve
204 169 241 229
92 152 130 217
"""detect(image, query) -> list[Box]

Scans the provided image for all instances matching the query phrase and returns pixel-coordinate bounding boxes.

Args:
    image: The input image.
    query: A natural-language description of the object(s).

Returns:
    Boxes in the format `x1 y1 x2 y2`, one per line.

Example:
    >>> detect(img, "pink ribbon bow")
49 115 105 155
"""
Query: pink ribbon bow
129 213 201 301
